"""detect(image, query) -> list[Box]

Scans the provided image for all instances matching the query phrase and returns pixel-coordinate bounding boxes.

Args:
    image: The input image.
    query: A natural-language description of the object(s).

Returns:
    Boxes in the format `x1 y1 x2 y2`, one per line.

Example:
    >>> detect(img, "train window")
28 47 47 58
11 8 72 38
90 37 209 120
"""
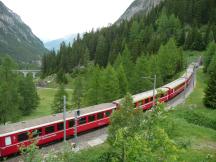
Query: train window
145 98 149 103
38 128 42 136
5 136 12 146
18 132 28 142
150 97 153 101
105 111 111 117
69 119 74 128
78 117 86 125
45 126 54 134
97 112 104 119
57 122 64 130
139 101 143 106
33 128 42 138
88 115 95 122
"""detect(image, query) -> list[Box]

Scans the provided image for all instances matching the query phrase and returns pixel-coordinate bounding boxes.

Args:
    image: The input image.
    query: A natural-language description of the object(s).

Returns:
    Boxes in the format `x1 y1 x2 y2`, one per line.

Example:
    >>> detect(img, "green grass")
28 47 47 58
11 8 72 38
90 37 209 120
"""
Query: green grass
19 88 73 121
45 74 75 89
68 143 109 162
163 69 216 161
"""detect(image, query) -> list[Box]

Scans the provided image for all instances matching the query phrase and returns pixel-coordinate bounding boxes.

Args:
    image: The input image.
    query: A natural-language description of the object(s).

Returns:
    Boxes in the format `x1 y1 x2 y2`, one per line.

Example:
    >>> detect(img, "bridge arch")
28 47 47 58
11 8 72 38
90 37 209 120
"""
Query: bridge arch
15 70 41 78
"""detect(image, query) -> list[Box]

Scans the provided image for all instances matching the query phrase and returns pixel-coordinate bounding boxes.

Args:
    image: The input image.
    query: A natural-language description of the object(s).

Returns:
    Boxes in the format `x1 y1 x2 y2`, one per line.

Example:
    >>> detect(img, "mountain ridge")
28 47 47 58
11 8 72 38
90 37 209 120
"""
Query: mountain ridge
0 1 48 62
116 0 164 24
44 34 78 51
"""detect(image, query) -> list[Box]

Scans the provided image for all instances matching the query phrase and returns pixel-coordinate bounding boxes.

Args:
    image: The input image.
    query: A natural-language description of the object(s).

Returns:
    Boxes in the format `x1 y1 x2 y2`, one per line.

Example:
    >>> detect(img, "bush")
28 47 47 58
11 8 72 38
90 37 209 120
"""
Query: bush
181 110 216 130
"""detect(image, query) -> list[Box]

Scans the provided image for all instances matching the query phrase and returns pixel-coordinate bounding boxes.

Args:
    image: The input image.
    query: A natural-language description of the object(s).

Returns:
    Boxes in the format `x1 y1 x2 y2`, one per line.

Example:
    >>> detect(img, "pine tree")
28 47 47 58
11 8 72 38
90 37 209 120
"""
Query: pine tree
0 57 21 124
52 85 68 113
101 64 119 102
184 29 194 50
158 38 182 82
108 38 121 64
85 65 103 105
191 28 205 50
82 48 90 67
116 64 128 97
149 56 164 87
120 45 135 92
18 75 39 115
203 42 216 73
56 68 68 84
207 53 216 74
95 35 109 67
41 54 48 78
132 54 152 93
59 42 70 73
129 20 142 60
72 76 83 109
204 63 216 109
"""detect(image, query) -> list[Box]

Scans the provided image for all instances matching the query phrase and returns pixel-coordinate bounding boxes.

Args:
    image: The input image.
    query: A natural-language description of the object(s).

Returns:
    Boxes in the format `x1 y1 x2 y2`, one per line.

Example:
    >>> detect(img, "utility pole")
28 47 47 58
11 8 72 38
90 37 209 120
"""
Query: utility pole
73 109 80 150
74 110 77 145
152 74 156 109
63 95 66 142
184 70 188 101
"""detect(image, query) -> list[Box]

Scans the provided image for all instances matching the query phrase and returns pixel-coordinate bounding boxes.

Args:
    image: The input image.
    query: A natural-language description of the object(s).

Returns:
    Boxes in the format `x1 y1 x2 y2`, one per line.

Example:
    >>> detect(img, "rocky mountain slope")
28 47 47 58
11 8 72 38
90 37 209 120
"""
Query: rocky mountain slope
116 0 163 24
0 1 47 62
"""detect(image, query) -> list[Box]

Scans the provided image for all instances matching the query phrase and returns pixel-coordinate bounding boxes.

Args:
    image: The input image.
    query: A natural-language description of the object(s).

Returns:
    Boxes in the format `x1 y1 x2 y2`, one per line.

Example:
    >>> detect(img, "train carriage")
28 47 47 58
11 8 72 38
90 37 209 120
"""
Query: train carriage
0 62 197 158
0 103 115 157
113 87 169 111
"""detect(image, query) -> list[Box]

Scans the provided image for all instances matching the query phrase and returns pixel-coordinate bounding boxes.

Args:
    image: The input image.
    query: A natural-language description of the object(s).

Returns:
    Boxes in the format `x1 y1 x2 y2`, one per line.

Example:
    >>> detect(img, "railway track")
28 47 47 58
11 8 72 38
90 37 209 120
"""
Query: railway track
5 68 197 162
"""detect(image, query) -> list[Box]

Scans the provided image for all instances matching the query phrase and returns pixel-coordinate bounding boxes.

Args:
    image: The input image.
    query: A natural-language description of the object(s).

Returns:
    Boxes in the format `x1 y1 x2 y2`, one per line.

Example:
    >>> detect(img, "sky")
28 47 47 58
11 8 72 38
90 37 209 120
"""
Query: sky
2 0 134 42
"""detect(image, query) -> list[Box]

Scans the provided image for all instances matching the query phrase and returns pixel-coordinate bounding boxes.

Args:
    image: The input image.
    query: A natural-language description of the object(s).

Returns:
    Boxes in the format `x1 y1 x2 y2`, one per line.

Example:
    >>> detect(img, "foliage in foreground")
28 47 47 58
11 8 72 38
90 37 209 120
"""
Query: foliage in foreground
104 93 180 162
16 88 216 162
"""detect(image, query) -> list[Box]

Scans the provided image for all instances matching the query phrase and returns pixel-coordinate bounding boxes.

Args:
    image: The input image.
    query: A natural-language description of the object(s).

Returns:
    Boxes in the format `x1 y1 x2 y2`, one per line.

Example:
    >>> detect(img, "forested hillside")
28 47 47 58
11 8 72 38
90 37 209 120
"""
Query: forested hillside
42 0 216 75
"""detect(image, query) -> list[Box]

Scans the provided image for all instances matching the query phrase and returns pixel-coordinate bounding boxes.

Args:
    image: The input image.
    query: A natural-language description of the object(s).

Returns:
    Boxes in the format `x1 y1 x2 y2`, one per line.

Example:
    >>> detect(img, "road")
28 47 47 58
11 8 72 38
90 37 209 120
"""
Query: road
6 69 197 162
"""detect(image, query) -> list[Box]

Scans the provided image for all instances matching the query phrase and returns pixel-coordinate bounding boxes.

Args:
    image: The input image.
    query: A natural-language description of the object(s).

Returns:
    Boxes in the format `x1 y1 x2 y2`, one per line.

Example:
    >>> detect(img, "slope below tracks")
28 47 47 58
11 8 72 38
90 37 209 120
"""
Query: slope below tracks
6 68 198 162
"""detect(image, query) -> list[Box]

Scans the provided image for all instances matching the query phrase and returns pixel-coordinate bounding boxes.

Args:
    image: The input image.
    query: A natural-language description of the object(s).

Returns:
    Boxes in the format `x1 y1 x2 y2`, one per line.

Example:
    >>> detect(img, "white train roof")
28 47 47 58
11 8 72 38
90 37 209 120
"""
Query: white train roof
163 63 195 89
114 87 168 104
162 78 186 89
0 103 115 137
132 87 169 103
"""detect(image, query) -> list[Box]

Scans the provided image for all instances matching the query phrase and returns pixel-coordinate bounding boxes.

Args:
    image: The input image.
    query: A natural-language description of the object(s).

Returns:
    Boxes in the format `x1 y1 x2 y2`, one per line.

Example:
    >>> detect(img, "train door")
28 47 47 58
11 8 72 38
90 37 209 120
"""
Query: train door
5 136 12 146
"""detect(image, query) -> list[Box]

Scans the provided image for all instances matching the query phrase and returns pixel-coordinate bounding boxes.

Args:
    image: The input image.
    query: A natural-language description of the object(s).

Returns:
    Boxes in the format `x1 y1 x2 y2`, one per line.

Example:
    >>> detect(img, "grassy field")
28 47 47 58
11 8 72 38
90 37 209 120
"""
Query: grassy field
163 68 216 161
19 88 73 121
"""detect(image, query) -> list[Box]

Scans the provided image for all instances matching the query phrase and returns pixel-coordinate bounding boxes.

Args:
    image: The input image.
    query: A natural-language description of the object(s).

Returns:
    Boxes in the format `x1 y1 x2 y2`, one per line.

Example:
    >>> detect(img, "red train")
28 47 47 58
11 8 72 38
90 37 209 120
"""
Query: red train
0 63 197 157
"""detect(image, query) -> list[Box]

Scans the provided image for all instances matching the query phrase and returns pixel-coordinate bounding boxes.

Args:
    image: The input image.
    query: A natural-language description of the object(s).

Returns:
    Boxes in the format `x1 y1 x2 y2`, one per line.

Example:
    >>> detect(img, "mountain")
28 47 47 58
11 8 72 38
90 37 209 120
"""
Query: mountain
44 34 78 51
0 1 48 62
116 0 163 24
